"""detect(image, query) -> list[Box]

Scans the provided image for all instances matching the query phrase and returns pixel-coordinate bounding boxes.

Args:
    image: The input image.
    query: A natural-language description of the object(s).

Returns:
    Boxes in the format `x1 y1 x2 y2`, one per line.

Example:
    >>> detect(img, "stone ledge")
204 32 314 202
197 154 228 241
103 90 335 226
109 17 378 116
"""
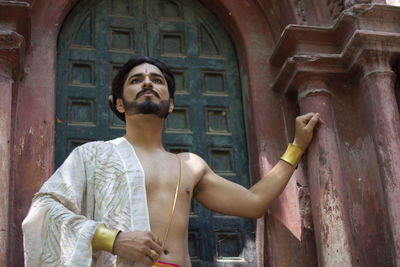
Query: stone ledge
270 4 400 67
0 30 25 81
0 1 31 50
270 4 400 95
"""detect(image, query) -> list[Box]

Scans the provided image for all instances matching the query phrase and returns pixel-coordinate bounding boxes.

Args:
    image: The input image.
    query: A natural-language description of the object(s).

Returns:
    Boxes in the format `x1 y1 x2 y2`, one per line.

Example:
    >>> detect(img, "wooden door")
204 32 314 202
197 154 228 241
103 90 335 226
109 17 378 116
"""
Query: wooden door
56 0 256 265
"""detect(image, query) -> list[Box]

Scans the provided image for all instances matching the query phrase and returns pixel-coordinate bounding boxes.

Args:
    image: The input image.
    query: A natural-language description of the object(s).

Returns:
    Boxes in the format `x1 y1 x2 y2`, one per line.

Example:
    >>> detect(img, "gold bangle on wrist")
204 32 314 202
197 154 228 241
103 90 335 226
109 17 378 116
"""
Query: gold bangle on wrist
92 224 120 254
280 143 303 166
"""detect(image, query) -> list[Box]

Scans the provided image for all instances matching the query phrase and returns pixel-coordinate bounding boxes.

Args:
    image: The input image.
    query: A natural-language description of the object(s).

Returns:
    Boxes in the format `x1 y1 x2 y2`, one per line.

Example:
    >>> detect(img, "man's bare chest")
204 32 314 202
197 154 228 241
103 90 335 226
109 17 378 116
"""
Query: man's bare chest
138 153 197 201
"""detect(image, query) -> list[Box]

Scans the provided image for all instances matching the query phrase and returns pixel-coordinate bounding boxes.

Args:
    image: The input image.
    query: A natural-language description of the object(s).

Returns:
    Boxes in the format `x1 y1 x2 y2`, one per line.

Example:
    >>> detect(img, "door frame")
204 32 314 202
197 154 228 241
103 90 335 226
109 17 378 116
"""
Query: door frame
12 0 285 266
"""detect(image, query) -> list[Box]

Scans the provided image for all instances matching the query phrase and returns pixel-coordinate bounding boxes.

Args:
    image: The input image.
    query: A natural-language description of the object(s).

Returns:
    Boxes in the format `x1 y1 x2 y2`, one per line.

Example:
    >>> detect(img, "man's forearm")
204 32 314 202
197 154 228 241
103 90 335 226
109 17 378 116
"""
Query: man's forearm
249 144 303 216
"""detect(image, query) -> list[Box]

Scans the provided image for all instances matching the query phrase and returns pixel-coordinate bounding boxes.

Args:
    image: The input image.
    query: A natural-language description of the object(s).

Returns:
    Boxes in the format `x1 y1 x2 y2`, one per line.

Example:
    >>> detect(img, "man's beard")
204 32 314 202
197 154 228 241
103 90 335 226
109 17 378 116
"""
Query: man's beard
122 92 170 119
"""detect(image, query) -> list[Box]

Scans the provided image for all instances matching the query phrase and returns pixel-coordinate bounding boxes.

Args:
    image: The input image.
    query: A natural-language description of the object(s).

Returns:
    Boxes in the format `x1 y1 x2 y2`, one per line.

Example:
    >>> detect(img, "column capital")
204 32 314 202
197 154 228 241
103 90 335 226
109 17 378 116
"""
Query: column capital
344 1 372 9
0 30 25 81
358 51 396 79
297 78 332 101
0 1 31 50
0 1 30 81
270 4 400 97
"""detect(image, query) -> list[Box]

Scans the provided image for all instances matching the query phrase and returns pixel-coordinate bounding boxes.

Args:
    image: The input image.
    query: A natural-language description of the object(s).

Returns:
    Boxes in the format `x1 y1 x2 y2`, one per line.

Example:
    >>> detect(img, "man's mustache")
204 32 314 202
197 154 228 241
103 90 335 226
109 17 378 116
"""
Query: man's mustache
136 88 160 99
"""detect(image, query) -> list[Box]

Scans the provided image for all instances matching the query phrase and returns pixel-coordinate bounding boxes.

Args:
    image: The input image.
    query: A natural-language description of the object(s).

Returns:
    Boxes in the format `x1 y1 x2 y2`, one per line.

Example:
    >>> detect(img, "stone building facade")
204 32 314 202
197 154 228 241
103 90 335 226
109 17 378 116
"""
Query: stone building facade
1 0 400 266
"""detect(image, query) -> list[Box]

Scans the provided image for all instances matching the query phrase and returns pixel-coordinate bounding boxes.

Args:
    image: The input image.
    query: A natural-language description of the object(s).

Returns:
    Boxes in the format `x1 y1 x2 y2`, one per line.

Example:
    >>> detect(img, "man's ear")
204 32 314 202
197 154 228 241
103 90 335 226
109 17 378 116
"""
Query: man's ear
116 98 125 113
169 99 174 113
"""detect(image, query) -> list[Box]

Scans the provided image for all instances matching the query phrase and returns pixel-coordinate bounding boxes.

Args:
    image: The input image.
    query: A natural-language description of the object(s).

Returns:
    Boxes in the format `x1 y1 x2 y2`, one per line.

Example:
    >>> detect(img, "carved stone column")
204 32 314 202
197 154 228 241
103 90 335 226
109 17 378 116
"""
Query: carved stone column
0 61 12 267
269 4 400 265
0 29 25 267
0 2 30 265
359 52 400 265
297 79 355 267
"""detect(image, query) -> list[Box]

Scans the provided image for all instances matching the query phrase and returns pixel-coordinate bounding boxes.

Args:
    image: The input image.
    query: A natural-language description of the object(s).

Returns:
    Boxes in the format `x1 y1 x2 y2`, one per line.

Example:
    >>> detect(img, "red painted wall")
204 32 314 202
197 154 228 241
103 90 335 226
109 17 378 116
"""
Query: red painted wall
7 1 79 265
2 0 400 266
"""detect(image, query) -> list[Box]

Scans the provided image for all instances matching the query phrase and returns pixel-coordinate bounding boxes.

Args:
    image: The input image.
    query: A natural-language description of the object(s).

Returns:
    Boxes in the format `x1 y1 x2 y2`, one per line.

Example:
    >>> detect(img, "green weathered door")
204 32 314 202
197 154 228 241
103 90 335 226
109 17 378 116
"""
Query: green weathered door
56 0 255 265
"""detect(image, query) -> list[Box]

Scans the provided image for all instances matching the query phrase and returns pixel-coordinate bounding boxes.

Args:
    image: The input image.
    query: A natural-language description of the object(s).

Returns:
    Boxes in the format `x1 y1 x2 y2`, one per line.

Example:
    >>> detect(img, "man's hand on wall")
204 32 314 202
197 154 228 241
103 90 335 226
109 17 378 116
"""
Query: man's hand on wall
293 112 322 151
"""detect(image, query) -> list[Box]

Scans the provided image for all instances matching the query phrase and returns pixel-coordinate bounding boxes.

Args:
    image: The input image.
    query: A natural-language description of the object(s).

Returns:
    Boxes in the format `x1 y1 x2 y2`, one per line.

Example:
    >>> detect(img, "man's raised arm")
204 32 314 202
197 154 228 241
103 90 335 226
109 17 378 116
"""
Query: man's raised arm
194 112 321 218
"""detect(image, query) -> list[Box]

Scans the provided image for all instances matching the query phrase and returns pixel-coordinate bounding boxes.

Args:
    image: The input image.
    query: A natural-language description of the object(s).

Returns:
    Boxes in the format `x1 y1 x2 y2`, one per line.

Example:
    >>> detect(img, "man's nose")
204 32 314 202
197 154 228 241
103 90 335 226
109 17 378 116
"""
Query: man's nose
143 76 153 87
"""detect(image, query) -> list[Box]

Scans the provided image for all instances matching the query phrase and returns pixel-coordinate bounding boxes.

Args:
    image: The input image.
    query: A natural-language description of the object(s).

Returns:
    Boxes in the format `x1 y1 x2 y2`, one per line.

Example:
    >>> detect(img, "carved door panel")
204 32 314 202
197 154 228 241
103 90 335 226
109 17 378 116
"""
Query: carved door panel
56 0 255 265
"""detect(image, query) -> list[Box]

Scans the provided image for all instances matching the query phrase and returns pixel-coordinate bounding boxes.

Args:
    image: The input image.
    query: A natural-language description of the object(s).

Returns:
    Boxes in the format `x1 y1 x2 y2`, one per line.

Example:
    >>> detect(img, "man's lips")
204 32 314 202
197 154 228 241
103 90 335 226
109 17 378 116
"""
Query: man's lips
136 88 160 99
143 92 155 97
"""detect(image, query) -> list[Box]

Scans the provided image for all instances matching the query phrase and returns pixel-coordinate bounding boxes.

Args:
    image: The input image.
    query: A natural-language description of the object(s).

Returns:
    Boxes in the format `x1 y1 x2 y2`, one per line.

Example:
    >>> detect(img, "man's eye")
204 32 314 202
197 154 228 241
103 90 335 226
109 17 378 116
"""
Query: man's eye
130 79 140 84
153 78 162 84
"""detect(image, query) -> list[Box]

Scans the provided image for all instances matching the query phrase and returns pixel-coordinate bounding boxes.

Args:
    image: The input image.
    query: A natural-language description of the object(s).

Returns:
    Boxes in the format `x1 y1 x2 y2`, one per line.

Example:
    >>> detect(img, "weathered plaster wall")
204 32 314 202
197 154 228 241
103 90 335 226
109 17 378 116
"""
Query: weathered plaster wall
269 4 400 265
0 62 13 267
8 1 78 265
0 2 29 266
3 0 400 266
396 64 400 106
332 78 393 266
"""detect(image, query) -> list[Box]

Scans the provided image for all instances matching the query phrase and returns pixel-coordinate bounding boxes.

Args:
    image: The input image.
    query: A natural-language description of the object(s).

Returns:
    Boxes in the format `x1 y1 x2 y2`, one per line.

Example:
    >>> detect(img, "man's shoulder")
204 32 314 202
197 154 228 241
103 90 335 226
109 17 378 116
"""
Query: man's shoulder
177 152 209 170
74 137 123 156
176 151 200 161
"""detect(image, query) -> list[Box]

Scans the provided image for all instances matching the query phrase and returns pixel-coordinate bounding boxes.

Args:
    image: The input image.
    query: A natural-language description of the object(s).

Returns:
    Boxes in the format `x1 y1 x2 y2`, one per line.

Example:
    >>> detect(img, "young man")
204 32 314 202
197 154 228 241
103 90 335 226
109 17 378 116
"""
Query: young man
23 56 321 267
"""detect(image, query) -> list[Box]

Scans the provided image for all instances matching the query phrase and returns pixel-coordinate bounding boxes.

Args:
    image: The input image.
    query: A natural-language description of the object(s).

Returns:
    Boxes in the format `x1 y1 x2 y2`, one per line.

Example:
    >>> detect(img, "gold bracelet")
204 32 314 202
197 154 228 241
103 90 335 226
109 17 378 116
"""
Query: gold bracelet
280 143 303 166
92 224 120 254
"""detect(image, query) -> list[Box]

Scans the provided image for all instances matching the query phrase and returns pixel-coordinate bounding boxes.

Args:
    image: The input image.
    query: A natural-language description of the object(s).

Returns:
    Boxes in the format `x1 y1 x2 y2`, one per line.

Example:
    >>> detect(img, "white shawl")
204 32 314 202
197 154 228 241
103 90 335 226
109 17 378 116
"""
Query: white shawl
22 137 150 267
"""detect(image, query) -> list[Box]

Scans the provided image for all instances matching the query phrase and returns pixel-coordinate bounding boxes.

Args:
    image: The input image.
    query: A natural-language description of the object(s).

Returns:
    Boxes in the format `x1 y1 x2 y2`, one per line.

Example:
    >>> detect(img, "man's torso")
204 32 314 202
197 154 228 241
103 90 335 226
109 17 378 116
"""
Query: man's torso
133 147 204 266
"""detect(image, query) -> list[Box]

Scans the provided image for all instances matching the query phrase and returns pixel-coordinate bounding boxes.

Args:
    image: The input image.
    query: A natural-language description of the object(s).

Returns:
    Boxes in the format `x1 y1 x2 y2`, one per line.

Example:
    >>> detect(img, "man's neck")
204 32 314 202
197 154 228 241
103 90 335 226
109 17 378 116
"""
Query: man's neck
123 114 165 151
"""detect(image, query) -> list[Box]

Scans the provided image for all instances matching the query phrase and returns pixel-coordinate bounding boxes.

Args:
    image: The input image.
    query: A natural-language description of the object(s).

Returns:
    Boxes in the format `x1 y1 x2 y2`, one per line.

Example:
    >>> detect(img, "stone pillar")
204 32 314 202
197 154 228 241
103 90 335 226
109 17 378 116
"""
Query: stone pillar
0 62 12 267
360 53 400 265
298 79 355 267
0 29 24 267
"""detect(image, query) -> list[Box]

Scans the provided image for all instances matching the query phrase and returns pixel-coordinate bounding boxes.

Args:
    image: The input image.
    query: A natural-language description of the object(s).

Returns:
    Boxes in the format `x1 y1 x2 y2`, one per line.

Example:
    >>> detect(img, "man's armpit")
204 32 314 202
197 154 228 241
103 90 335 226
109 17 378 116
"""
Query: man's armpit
192 184 199 198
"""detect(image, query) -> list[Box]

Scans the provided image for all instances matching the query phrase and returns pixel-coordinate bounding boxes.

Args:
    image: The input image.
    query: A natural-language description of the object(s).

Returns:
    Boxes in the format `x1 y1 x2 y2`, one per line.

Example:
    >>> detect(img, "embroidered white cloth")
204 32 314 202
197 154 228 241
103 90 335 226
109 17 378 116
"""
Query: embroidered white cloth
22 137 150 267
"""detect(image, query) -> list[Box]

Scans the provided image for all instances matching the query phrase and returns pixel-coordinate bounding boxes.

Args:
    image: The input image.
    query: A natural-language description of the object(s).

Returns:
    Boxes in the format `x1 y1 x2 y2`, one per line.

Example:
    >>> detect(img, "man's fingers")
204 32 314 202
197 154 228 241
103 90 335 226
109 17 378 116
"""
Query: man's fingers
297 112 314 126
148 248 159 260
150 241 163 254
145 233 162 254
305 113 320 130
301 112 314 120
316 117 324 130
154 236 162 247
141 255 154 266
293 112 321 151
147 231 157 240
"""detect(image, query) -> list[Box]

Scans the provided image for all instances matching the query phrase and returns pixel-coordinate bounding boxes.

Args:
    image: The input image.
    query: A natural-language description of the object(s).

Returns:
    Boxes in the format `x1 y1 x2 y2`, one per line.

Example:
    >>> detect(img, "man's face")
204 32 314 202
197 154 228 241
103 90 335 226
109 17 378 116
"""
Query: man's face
118 63 173 119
